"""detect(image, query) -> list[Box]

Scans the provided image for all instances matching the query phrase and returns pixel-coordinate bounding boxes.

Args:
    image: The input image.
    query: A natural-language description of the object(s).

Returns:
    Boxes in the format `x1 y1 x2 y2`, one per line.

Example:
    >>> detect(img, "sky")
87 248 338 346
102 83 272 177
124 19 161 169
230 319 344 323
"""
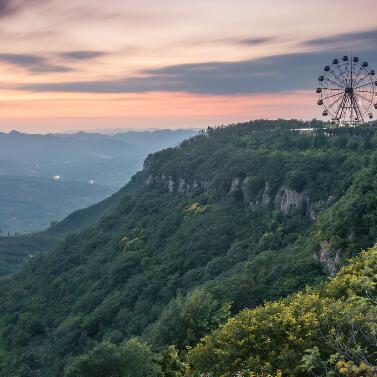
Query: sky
0 0 377 133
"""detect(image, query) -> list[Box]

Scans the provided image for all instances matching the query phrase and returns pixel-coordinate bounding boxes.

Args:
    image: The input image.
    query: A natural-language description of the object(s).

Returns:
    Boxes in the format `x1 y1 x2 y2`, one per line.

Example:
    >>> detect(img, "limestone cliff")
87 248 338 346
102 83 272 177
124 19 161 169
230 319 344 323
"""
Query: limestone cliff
274 186 308 215
144 164 337 225
315 241 341 276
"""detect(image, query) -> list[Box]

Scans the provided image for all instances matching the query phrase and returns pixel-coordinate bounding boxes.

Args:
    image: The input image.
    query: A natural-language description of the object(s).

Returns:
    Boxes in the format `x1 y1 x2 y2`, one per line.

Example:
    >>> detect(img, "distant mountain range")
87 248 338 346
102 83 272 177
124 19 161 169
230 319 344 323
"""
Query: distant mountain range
0 129 197 233
0 129 197 188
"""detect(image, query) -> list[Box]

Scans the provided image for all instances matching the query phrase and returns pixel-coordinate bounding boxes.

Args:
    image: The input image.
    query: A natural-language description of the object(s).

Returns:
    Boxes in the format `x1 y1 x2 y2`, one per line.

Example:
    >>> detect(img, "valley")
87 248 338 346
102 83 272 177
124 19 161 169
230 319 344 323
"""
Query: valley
0 129 196 235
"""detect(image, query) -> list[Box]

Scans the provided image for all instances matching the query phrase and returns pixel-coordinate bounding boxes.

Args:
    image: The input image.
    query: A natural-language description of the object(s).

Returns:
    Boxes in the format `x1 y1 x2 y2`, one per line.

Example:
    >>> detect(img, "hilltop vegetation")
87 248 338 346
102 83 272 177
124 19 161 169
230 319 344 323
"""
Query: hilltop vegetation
0 120 377 376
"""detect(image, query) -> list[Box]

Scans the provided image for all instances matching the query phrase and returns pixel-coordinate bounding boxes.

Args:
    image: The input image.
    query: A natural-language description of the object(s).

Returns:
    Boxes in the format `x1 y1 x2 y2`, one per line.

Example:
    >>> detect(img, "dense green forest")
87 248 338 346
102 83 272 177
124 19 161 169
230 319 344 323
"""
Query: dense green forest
0 120 377 376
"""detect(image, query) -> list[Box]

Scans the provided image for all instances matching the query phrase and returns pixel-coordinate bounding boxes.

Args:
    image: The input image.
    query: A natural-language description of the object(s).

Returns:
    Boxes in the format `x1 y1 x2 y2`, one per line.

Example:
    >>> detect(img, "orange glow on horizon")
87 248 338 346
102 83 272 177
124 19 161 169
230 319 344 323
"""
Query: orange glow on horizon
0 90 316 133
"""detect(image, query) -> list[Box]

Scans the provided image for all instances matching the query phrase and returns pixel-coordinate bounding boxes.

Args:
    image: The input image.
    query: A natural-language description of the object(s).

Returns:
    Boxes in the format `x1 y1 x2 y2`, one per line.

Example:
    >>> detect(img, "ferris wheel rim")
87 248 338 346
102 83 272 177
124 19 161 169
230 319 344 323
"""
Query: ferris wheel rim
316 56 376 125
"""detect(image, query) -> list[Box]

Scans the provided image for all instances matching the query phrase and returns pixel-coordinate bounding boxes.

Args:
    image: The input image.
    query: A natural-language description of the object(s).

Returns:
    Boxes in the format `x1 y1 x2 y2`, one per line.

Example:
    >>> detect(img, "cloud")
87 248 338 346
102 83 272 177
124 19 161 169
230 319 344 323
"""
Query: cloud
238 37 276 46
0 0 46 17
182 35 277 48
0 53 71 73
59 51 107 61
16 52 328 94
302 29 377 50
16 29 377 95
0 0 13 16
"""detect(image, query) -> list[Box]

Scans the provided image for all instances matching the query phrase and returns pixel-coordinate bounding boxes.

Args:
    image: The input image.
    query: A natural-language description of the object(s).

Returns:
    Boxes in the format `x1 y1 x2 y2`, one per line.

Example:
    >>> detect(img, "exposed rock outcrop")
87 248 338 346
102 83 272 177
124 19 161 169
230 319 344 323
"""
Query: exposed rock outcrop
308 195 337 220
274 186 308 215
146 174 154 186
146 173 336 222
167 177 175 193
308 201 324 221
178 178 188 193
261 182 271 206
145 173 209 194
229 177 243 192
316 241 341 276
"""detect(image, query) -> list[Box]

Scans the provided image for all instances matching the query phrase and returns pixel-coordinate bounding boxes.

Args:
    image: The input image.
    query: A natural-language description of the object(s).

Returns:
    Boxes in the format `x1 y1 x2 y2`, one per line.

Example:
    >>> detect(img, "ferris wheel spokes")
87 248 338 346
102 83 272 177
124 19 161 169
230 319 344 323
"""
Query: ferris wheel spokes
317 56 376 125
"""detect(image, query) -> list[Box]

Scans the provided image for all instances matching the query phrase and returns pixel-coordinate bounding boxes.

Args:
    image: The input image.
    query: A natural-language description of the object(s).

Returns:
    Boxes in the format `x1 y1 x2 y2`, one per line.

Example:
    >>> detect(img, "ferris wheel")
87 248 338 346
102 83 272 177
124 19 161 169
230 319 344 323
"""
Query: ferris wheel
316 56 377 125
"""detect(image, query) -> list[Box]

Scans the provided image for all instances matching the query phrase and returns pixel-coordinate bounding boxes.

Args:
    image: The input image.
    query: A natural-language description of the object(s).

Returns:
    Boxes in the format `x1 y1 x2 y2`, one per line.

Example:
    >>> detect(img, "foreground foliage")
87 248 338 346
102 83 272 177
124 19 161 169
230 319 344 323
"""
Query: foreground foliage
61 245 377 377
189 246 377 376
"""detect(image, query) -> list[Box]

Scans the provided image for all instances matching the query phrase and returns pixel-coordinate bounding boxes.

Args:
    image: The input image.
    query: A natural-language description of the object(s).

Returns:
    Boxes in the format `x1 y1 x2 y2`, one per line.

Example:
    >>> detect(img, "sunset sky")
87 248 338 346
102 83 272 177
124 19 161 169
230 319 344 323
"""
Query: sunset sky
1 0 377 133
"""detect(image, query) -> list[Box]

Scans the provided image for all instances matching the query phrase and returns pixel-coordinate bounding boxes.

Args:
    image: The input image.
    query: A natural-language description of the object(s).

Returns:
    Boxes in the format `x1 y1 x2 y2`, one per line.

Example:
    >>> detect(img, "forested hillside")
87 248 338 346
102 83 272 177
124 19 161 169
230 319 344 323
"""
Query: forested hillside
0 120 377 376
0 173 144 276
56 244 377 377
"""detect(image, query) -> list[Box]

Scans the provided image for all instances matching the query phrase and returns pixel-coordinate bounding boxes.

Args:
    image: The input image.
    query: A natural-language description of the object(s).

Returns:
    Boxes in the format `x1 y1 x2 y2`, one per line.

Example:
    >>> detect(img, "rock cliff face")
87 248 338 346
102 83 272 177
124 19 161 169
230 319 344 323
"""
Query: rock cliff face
274 186 308 215
261 182 271 206
145 171 335 224
308 201 322 221
145 173 209 194
250 182 337 222
307 196 336 221
316 241 341 276
229 177 243 192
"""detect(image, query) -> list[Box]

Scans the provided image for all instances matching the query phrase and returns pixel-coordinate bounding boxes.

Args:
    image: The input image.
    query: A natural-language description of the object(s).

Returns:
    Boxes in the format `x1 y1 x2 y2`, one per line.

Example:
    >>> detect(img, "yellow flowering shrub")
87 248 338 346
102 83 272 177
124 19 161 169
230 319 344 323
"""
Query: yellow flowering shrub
189 246 377 377
184 203 210 215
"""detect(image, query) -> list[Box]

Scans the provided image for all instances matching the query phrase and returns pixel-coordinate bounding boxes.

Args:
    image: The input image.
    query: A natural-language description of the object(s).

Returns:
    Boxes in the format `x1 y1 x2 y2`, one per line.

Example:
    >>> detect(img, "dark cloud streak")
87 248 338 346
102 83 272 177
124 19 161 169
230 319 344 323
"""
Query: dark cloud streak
238 37 277 45
0 0 13 16
59 51 107 61
302 29 377 49
0 49 109 73
0 53 71 73
183 35 277 48
0 0 46 17
15 28 377 95
16 52 334 94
